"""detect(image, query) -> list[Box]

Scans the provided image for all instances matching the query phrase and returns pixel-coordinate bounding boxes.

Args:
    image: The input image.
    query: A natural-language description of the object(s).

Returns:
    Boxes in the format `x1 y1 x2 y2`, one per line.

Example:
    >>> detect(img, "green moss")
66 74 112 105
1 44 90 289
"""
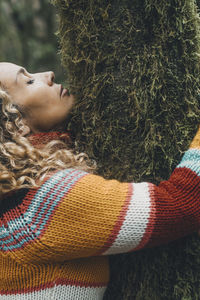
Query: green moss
53 0 200 299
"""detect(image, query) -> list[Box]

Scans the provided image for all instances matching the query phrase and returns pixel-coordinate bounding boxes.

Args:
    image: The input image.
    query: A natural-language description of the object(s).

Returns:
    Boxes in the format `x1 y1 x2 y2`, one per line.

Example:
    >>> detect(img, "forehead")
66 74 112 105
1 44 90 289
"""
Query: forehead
0 63 21 89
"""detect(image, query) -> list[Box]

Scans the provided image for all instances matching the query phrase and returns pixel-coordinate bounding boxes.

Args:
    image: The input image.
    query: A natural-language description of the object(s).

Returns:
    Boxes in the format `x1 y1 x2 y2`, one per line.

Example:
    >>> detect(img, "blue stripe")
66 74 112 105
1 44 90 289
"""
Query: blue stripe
0 169 87 251
1 168 86 249
180 149 200 163
177 149 200 177
0 169 67 242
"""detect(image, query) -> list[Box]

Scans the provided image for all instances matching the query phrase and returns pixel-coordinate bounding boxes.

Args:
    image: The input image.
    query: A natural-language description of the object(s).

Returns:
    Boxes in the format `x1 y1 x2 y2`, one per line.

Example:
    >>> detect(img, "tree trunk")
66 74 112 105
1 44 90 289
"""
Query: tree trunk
53 0 200 299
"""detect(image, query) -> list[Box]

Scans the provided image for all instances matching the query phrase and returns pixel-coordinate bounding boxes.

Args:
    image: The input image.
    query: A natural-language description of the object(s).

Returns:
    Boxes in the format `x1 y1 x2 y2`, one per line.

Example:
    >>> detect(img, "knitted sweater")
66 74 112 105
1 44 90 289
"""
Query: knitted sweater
1 129 200 300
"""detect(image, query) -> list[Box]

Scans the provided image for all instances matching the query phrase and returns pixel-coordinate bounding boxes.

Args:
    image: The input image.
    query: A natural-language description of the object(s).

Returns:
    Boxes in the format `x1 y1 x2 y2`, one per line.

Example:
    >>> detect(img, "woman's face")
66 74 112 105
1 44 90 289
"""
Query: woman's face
0 62 75 132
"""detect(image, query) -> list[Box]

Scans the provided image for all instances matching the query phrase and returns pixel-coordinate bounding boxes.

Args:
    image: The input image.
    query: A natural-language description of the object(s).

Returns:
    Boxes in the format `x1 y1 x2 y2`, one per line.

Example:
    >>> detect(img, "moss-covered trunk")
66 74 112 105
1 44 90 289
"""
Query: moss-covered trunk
53 0 200 298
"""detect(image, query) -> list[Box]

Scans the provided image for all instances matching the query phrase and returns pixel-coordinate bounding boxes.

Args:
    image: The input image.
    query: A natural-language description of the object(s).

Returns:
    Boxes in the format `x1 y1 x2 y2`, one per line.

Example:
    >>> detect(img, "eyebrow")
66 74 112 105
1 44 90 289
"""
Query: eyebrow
15 68 26 83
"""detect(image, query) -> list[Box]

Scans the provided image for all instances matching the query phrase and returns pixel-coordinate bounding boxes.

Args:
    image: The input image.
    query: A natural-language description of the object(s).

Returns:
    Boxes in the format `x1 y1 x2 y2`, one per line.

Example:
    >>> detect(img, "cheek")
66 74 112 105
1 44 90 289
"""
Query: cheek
26 88 52 109
23 90 73 131
9 89 26 107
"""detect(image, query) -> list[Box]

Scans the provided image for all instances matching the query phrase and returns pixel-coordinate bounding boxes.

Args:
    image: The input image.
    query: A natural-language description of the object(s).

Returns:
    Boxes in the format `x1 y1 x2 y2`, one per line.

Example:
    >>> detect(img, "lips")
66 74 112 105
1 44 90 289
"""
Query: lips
60 85 70 97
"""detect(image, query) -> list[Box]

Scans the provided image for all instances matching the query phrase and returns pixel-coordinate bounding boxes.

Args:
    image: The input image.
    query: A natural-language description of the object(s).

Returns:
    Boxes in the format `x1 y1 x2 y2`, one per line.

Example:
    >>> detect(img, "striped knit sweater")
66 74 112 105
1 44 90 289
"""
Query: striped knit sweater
1 129 200 300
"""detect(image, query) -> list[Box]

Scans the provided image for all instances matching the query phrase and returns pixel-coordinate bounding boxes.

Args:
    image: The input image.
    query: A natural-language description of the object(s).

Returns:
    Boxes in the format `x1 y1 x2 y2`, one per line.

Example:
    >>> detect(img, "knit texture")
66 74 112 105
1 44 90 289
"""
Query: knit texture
1 128 200 299
28 131 71 149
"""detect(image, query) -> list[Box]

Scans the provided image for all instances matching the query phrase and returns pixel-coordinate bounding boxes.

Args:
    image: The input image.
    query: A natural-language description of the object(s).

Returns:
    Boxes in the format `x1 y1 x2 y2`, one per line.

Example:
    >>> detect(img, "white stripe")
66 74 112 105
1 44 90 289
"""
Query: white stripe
0 285 106 300
103 182 151 255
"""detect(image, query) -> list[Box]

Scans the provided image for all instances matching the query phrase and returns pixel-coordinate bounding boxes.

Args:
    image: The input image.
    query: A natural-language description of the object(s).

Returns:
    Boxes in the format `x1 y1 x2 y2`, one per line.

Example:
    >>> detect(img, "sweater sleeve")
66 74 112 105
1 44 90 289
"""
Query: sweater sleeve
1 129 200 264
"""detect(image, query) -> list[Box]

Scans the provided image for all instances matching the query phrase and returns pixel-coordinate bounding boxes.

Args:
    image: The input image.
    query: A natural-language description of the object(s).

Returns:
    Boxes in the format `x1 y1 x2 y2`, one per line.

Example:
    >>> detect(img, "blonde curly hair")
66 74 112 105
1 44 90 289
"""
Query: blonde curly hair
0 88 94 197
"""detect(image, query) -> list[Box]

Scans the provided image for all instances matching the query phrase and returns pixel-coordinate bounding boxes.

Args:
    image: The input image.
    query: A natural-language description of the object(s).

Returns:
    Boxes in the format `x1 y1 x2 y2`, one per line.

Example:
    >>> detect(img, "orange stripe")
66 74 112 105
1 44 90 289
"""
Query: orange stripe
0 256 109 292
40 174 129 259
190 127 200 149
6 174 128 263
95 183 133 255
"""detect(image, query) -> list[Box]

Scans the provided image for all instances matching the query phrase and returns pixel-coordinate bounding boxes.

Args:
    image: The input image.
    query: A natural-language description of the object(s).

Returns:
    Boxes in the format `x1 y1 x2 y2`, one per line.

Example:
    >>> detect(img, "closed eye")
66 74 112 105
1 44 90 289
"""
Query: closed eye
27 79 35 85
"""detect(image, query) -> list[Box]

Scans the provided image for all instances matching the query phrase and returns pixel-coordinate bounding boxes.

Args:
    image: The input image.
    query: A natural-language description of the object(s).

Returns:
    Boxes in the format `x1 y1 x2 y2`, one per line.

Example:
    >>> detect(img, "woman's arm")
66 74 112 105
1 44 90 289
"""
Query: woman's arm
1 128 200 264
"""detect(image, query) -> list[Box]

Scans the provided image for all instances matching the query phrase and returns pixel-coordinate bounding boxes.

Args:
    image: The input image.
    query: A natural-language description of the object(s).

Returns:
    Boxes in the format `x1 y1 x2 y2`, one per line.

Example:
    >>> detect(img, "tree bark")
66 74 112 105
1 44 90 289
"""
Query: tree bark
53 0 200 299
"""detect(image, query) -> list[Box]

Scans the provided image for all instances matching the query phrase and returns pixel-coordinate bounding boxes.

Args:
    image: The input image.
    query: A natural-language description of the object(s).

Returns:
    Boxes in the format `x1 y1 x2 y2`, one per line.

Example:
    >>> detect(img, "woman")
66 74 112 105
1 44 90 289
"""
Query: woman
0 62 200 299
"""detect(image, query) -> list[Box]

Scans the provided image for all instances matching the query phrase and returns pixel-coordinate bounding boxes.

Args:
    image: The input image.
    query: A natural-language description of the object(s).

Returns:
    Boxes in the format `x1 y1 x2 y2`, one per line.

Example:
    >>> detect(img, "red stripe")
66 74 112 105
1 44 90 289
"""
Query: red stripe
2 170 86 251
0 190 37 226
95 183 133 255
0 175 52 224
145 167 200 248
0 174 63 245
1 170 75 246
0 279 107 295
30 170 82 231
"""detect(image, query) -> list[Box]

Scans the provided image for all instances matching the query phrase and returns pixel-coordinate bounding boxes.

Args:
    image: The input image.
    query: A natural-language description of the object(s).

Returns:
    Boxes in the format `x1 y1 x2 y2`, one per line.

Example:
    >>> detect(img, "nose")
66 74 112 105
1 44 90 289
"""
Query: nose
46 71 55 86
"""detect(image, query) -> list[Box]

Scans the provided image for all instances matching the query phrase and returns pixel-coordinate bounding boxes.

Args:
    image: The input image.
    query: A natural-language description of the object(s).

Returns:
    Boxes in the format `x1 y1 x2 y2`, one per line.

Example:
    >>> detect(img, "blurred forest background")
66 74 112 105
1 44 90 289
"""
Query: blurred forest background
0 0 64 82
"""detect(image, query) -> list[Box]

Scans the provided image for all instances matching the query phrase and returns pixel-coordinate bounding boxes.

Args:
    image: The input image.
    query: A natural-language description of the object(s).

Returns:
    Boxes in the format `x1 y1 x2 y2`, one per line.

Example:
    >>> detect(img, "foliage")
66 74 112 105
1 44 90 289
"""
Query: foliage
53 0 200 299
0 0 64 81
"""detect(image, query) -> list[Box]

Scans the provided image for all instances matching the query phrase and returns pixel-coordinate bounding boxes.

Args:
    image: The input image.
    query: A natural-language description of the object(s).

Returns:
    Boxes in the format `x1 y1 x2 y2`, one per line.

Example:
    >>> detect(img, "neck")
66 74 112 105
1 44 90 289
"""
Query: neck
29 120 68 135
